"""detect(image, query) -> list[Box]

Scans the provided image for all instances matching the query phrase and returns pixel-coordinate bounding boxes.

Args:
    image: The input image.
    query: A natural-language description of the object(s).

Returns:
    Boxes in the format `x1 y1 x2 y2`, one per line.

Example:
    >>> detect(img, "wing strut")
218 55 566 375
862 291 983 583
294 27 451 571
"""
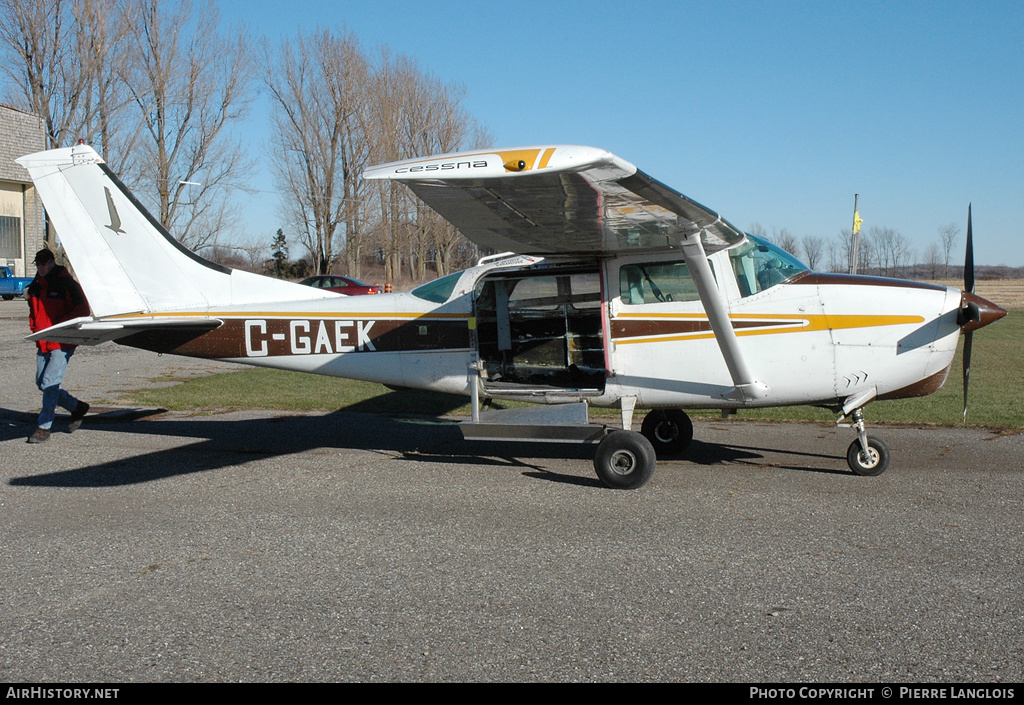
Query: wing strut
680 233 769 402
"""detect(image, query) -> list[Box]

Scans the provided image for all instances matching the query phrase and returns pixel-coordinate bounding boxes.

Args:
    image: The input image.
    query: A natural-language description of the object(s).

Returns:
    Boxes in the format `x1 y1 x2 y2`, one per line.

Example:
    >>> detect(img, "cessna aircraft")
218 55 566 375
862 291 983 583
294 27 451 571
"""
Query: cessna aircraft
18 143 1005 489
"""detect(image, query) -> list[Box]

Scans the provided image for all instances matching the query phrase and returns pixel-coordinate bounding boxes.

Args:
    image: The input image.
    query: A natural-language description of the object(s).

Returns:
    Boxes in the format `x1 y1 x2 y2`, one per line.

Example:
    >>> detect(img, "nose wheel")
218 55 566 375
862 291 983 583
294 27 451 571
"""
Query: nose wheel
847 436 890 475
845 408 891 476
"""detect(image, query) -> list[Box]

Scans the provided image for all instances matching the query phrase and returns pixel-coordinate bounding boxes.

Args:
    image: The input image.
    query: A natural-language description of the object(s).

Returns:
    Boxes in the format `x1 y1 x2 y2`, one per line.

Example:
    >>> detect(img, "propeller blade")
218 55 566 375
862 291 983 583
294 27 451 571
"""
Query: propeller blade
965 204 975 294
961 204 975 423
962 330 973 423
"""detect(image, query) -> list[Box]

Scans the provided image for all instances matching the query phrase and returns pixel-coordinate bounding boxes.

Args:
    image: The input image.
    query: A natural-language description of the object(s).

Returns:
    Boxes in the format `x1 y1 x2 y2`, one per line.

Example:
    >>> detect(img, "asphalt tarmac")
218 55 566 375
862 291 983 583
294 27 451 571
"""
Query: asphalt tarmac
1 301 1022 682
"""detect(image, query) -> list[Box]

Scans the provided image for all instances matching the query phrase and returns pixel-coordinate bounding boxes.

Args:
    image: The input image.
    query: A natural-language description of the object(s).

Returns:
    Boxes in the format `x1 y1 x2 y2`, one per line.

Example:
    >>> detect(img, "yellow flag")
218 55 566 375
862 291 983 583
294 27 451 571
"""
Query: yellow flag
852 211 863 234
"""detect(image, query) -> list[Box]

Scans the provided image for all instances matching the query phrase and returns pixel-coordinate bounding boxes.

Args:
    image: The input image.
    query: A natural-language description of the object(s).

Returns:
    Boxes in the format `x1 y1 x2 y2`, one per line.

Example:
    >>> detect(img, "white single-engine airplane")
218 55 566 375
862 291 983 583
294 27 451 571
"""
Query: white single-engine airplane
18 143 1005 488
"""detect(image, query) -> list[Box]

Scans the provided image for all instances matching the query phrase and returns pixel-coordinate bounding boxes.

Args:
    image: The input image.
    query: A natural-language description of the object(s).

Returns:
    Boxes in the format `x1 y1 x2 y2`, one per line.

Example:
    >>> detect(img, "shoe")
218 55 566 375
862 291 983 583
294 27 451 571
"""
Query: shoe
28 427 51 444
68 401 90 432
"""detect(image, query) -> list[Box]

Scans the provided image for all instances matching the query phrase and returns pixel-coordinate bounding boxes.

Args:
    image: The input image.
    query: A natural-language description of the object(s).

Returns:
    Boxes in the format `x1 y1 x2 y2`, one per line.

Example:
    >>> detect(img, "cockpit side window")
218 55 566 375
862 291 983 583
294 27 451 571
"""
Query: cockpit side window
729 235 808 297
412 271 462 303
618 260 702 305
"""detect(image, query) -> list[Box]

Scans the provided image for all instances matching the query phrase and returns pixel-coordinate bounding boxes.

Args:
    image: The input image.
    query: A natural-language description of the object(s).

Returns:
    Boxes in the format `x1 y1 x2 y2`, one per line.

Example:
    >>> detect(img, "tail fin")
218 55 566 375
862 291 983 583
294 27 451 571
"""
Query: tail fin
17 144 332 318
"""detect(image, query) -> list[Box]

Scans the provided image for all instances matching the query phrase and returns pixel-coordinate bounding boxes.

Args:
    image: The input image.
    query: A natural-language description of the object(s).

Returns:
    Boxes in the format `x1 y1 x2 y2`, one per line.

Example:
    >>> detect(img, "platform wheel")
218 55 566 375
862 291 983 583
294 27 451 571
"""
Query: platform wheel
594 431 656 490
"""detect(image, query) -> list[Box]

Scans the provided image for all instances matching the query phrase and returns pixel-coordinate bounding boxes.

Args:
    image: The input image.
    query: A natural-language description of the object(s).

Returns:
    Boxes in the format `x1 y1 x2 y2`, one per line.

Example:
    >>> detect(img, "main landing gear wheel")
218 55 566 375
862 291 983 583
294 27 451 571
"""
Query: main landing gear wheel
640 409 693 457
594 431 656 490
846 436 891 476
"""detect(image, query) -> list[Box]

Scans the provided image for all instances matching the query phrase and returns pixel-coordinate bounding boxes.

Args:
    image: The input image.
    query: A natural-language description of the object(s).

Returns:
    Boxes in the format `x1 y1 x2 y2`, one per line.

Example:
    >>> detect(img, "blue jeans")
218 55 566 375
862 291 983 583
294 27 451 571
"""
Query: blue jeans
36 348 79 430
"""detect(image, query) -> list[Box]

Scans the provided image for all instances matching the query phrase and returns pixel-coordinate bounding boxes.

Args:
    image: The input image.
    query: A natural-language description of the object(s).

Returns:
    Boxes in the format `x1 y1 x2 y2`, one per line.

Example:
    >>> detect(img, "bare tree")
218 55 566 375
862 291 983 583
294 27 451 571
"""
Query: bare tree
869 225 913 278
772 227 800 259
1 0 87 147
266 34 488 282
800 234 825 270
893 234 914 274
867 226 890 276
924 242 943 279
265 27 369 275
366 49 489 281
124 0 255 251
829 229 854 273
859 232 878 274
71 0 140 174
399 60 491 277
749 223 801 260
366 47 411 283
748 222 768 240
938 221 960 277
0 0 136 162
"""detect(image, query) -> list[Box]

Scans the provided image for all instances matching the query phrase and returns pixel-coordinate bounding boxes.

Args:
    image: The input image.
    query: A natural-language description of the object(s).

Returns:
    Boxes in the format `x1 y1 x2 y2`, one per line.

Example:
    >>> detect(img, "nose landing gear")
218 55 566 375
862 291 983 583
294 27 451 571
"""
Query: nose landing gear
844 407 891 476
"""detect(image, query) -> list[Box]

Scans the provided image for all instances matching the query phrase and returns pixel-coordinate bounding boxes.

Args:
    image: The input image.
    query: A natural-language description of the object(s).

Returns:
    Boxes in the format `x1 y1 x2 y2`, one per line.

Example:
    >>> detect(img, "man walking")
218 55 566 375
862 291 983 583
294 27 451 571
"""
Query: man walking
26 249 91 443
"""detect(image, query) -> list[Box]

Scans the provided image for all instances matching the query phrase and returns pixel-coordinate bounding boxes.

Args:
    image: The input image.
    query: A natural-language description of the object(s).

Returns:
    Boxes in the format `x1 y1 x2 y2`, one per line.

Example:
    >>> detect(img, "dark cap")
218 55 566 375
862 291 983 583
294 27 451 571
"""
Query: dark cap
33 249 55 265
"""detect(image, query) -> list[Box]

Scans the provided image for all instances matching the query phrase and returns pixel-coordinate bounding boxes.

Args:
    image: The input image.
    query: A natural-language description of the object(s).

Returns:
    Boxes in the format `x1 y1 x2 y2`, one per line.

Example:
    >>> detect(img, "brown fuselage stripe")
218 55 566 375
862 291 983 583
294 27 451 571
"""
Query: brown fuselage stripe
788 271 947 291
120 317 472 358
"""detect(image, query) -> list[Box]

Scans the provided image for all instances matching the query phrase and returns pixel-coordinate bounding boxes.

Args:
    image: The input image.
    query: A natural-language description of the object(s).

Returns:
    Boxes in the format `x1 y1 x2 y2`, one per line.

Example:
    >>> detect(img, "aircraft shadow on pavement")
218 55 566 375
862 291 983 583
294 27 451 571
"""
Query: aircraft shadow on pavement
1 405 846 488
687 440 849 476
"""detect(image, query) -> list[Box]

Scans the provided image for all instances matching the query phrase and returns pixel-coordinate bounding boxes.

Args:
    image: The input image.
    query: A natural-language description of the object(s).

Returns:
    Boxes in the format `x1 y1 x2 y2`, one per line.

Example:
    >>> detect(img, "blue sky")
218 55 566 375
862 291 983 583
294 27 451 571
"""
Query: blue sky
219 0 1024 267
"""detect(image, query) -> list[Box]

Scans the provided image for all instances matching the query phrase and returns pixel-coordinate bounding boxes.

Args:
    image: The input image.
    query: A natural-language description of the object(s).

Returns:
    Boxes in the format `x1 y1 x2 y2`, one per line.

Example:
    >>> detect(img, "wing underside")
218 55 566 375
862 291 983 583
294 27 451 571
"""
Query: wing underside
363 145 745 257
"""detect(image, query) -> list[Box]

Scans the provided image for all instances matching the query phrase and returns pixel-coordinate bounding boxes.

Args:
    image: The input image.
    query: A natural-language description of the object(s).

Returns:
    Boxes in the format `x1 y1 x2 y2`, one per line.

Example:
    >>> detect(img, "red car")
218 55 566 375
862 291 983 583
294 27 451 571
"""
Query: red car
299 275 382 295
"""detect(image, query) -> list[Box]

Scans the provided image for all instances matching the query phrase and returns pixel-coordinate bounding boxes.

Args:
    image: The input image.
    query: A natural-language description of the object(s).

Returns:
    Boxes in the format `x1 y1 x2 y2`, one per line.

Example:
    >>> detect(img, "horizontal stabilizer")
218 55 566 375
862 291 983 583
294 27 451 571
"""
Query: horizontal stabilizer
26 316 222 346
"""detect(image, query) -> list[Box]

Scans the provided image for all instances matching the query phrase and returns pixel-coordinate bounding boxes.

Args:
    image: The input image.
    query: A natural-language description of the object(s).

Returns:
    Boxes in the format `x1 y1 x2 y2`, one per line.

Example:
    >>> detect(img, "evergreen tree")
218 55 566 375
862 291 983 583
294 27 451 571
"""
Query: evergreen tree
272 229 289 277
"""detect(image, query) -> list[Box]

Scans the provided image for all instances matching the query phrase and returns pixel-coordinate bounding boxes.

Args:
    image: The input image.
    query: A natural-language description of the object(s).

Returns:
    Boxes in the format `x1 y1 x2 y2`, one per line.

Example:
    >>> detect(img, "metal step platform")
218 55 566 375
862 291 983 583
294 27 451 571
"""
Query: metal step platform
459 401 607 443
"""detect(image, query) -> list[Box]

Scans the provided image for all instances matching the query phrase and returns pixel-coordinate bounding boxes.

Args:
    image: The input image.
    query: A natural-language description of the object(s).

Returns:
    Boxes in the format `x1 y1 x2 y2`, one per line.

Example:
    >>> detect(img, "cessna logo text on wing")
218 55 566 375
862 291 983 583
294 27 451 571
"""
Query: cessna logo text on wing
394 160 488 174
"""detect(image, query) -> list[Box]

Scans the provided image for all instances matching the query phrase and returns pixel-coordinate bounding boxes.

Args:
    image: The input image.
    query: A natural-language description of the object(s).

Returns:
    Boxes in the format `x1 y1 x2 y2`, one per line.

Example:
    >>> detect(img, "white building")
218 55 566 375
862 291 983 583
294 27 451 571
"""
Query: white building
0 104 47 277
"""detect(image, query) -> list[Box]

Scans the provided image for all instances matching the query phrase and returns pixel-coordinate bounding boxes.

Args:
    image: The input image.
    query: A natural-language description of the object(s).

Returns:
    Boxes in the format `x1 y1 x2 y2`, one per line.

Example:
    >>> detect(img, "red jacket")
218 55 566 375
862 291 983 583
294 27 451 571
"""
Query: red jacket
27 266 91 353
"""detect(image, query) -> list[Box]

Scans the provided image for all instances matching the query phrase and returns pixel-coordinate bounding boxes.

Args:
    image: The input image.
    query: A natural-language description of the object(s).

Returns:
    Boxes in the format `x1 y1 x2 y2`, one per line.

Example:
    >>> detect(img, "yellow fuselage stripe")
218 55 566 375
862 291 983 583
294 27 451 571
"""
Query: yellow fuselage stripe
613 313 924 345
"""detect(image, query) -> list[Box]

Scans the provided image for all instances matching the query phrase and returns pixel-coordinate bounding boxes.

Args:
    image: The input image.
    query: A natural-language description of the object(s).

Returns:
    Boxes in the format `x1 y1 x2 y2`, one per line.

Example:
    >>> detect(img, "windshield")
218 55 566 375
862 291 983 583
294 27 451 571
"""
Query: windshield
729 235 808 297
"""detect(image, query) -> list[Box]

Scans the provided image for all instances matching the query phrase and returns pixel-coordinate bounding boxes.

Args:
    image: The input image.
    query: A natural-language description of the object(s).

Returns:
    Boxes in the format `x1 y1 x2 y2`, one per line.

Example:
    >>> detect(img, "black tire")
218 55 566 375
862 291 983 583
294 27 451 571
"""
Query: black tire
846 436 891 476
640 409 694 457
594 431 656 490
1 295 13 301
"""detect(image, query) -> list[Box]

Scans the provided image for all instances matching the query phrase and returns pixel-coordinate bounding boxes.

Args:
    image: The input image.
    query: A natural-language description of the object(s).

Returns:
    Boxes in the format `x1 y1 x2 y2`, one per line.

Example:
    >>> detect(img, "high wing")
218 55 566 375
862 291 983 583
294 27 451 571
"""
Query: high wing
362 145 745 256
365 145 767 401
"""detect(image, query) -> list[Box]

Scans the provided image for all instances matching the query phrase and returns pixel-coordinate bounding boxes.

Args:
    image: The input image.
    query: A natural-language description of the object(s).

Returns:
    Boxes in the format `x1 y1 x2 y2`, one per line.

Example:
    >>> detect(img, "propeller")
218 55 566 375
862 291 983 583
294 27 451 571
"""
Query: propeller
961 205 975 422
954 205 1008 423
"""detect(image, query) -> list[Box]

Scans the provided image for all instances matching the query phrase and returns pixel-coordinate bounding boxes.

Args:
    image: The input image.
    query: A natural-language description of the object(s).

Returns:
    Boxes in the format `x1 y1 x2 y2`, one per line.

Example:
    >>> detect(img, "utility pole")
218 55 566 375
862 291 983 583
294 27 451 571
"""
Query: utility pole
849 194 862 274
